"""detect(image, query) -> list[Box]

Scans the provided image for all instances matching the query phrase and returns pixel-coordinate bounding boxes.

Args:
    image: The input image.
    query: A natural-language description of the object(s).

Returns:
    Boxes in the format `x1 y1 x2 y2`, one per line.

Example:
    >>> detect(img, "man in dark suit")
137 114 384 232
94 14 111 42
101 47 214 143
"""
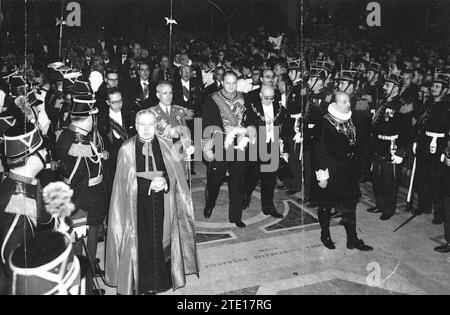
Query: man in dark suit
126 61 157 110
172 65 202 116
96 68 128 110
203 67 225 97
98 88 136 198
117 45 130 79
245 69 278 105
172 66 201 174
152 55 176 83
244 85 286 218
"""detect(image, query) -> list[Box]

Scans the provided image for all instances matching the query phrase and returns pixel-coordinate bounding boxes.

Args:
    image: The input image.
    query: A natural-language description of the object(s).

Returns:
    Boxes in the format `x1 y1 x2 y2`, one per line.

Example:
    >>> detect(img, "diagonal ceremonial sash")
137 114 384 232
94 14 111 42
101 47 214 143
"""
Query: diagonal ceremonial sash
211 93 245 128
110 118 128 141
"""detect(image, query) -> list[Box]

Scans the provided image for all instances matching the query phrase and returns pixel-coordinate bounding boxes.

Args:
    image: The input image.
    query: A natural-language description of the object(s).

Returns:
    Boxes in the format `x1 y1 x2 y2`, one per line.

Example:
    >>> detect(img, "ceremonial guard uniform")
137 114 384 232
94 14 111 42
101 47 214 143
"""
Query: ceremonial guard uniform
304 68 330 203
356 62 382 182
0 113 17 179
55 95 106 294
437 140 450 253
283 80 307 194
414 74 450 223
0 124 47 294
370 74 407 220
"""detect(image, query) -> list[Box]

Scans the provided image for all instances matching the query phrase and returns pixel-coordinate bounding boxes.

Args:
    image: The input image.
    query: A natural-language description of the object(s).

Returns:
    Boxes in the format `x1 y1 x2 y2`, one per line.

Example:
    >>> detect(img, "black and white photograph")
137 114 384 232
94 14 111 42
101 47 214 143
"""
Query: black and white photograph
0 0 449 300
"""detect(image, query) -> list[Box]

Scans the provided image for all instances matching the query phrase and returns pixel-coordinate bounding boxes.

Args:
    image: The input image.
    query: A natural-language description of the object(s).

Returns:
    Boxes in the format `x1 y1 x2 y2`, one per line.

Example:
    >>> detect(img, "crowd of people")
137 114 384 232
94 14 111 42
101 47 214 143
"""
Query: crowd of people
0 27 450 295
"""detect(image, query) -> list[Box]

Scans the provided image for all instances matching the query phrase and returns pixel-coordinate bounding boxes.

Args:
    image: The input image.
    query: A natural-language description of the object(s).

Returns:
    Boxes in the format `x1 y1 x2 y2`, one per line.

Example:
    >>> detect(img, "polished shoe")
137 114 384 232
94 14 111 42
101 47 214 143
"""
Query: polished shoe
141 290 157 295
432 217 444 225
367 206 381 213
286 190 298 196
347 239 373 251
434 244 450 253
203 207 213 218
380 213 393 221
231 220 247 228
320 236 336 250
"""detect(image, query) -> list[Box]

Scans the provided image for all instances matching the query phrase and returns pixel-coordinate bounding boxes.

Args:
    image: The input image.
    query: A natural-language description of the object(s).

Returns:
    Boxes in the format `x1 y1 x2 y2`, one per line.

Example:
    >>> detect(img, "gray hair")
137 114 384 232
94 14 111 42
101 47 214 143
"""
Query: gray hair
135 109 156 122
156 82 172 94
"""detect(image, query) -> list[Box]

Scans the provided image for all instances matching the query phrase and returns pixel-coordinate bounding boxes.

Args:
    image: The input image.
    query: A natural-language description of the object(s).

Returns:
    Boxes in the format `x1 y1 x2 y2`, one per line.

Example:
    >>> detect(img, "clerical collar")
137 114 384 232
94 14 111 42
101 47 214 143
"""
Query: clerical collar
9 171 38 186
328 103 352 121
138 136 155 144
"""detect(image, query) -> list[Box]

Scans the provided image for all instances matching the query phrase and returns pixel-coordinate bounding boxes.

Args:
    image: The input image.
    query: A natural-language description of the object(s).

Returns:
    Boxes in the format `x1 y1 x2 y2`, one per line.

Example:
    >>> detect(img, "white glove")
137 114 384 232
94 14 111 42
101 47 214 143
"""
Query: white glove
412 142 417 155
392 155 403 164
150 177 168 192
205 150 214 160
318 180 328 189
293 133 303 144
282 153 289 163
185 145 195 156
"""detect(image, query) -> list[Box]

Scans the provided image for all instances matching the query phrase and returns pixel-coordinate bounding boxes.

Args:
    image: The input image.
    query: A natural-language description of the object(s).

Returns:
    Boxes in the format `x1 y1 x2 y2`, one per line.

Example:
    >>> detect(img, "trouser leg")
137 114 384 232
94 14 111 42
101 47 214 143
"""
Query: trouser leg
444 196 450 243
372 160 386 211
303 150 312 201
227 162 246 222
205 161 227 209
383 163 399 216
342 200 358 242
318 207 332 239
261 170 277 211
246 162 260 197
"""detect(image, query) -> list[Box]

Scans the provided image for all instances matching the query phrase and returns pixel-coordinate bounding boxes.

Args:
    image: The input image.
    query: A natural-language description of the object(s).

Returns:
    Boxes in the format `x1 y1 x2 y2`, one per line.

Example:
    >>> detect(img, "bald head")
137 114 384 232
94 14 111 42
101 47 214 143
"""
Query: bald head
333 91 351 114
260 85 275 105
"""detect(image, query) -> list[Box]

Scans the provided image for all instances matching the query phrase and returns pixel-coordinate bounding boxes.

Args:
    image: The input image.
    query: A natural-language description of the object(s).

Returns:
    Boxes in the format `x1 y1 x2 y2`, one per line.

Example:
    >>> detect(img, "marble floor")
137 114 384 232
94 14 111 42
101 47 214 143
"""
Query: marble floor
97 162 450 295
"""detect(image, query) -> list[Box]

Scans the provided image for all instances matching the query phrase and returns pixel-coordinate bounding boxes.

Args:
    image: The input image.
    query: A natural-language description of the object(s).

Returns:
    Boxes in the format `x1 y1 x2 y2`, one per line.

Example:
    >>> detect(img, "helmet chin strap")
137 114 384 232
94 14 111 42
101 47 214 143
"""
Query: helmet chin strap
309 77 319 92
36 151 48 170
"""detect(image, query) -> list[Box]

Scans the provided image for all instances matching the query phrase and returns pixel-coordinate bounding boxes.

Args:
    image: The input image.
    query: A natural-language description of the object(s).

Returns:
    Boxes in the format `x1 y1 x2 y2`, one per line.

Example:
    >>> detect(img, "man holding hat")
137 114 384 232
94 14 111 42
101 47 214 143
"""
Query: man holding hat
413 73 450 224
0 123 48 294
54 95 107 294
369 73 407 221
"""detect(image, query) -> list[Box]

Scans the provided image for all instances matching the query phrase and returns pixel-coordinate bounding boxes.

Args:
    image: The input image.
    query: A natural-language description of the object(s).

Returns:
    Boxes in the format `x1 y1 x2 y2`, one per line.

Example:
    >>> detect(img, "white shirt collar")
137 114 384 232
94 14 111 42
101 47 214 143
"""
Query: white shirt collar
160 104 171 113
328 103 352 121
181 79 190 89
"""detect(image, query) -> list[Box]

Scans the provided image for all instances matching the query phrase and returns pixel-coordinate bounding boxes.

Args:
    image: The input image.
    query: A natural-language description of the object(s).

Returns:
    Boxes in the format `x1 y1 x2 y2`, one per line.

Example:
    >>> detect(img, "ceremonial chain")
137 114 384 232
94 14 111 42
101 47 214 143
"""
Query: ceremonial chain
250 102 284 125
325 113 357 146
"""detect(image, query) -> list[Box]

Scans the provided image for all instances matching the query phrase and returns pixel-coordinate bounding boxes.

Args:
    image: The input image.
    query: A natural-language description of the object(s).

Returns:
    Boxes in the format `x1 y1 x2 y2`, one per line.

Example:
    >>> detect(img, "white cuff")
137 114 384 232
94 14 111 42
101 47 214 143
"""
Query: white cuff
316 169 329 181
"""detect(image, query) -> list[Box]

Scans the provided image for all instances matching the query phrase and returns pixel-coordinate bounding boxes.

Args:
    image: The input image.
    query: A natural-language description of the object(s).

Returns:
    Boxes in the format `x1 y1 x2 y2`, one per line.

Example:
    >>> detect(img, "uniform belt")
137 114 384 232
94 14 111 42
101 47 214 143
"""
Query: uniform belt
425 132 445 155
425 131 445 138
378 135 398 141
89 175 103 187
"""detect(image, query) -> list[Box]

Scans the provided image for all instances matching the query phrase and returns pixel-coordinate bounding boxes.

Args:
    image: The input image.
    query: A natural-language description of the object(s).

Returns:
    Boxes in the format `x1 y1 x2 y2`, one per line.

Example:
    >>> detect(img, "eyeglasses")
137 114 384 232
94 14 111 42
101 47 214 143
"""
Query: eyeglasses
136 123 155 128
109 100 123 105
107 78 119 82
263 96 275 101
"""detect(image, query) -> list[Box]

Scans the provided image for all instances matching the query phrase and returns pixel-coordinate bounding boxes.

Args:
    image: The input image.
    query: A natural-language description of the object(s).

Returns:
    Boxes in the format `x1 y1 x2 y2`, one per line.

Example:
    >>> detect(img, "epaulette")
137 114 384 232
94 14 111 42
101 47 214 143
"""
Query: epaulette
68 143 93 157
